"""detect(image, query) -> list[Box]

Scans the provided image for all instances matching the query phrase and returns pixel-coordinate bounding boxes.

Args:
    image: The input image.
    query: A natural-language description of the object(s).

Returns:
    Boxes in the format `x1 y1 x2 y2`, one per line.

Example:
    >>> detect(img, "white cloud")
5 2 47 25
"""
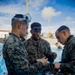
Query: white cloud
42 26 58 33
62 17 75 30
62 17 75 35
0 0 48 30
0 4 26 15
29 0 47 9
63 17 75 25
41 16 75 35
0 0 75 36
0 15 12 30
41 7 61 19
0 4 26 30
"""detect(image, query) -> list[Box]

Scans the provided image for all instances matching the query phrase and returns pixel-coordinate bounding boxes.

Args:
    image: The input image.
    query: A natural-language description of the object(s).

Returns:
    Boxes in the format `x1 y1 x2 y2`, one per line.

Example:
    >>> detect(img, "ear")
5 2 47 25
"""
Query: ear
17 21 21 30
63 30 66 36
30 30 32 33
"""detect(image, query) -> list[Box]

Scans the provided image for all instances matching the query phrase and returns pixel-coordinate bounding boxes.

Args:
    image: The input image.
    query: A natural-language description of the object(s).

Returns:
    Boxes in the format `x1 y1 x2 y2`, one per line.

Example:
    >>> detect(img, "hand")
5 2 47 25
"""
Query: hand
37 57 48 66
54 62 60 69
52 52 57 59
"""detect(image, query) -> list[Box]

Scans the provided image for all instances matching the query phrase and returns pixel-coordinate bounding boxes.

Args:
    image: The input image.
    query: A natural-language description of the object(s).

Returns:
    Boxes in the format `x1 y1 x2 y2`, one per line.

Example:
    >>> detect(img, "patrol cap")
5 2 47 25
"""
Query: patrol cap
31 22 41 31
57 25 70 32
12 13 31 23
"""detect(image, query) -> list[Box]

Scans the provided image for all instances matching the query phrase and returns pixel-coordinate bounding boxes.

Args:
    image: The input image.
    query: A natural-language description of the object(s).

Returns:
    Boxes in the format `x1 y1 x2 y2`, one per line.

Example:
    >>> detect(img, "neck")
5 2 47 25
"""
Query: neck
12 30 20 38
32 37 39 42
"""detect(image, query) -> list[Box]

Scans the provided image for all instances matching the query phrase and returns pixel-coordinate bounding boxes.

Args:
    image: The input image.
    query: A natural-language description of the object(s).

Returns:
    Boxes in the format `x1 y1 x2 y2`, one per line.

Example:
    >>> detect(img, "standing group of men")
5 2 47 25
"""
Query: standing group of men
3 14 75 75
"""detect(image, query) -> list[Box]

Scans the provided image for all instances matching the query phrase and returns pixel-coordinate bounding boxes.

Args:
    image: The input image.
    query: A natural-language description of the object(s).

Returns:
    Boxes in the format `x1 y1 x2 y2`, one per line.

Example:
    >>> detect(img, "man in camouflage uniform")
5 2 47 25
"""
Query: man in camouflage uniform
3 14 48 75
25 22 57 74
54 25 75 75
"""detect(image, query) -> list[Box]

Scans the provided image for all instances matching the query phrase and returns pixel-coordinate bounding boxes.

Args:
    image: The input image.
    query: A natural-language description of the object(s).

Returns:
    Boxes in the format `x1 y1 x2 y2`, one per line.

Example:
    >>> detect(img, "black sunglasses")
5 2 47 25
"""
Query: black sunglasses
32 27 41 31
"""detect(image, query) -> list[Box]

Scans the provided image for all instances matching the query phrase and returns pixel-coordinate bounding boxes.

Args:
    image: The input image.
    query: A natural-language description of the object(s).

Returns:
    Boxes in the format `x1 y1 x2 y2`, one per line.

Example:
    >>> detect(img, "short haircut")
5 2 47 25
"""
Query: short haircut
11 14 27 27
31 22 41 29
56 25 70 32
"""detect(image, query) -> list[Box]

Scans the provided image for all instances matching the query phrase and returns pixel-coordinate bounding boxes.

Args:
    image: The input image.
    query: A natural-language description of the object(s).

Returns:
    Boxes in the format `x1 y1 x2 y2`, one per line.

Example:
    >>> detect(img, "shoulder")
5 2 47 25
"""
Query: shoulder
26 38 31 44
68 36 75 45
4 35 20 46
27 38 31 42
40 38 50 45
66 36 75 51
71 36 75 43
25 38 31 46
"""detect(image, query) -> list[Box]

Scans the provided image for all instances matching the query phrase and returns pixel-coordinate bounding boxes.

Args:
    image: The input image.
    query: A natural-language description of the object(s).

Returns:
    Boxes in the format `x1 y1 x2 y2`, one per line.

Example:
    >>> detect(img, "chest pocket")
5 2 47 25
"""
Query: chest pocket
14 44 28 58
62 48 70 62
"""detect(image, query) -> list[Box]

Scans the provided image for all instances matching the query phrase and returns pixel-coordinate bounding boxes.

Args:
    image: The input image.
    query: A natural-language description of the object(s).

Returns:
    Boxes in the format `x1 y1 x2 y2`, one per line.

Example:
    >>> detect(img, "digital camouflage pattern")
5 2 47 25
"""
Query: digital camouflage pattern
60 35 75 75
25 37 53 64
3 33 43 75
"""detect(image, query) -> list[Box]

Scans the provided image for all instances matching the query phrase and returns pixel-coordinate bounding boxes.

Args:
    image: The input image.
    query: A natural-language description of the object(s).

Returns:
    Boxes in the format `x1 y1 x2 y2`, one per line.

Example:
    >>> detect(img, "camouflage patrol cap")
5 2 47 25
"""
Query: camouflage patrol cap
31 22 41 29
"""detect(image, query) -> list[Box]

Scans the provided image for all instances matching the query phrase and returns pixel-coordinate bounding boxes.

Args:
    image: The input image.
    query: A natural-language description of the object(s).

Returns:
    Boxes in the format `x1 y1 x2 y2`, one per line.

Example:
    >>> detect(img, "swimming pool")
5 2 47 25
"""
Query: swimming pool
0 43 7 75
0 43 62 75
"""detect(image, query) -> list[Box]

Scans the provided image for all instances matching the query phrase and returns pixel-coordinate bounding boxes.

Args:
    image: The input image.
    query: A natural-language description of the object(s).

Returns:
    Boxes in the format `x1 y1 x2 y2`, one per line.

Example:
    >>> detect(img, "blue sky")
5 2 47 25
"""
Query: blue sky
0 0 75 34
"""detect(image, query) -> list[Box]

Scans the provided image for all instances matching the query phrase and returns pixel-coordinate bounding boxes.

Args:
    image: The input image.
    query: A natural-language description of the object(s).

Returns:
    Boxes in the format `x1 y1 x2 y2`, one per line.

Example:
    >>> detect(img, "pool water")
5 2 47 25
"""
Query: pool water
51 45 62 63
0 43 7 75
0 43 63 75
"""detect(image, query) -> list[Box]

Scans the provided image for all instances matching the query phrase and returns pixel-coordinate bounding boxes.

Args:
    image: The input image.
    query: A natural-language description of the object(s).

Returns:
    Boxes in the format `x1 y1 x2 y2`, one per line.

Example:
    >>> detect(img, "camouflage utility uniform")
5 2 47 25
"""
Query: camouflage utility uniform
25 37 53 64
59 35 75 75
3 33 43 75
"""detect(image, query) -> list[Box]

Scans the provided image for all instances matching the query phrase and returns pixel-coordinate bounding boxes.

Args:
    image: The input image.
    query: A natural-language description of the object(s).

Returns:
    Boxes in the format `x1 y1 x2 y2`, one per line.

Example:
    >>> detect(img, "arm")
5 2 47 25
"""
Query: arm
55 45 75 72
60 46 75 72
44 42 57 63
7 43 45 75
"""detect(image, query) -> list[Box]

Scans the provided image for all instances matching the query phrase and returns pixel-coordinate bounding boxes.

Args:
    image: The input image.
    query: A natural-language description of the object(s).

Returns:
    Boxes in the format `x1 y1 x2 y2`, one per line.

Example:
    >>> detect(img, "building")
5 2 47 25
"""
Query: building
0 30 10 38
0 30 11 43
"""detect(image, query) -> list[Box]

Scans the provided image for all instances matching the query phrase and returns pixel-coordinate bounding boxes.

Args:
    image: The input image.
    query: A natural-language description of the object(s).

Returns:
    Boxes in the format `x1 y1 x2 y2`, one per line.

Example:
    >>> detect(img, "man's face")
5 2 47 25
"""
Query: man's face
55 31 67 45
20 21 28 38
31 27 41 41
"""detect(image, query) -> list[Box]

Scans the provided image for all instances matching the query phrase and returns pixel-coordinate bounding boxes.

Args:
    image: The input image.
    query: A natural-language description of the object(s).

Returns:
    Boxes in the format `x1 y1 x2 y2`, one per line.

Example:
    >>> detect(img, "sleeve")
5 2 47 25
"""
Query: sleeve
45 41 52 55
47 42 52 53
44 42 54 63
60 45 75 72
7 43 43 75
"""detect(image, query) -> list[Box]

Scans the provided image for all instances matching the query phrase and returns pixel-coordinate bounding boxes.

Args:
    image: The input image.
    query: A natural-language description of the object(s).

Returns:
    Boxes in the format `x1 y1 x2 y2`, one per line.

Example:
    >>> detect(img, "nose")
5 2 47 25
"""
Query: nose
35 31 40 35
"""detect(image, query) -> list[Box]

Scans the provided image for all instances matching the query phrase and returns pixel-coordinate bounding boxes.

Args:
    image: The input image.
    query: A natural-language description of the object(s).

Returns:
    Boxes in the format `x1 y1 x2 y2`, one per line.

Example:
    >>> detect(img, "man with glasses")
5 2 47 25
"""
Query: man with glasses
25 22 57 75
3 14 48 75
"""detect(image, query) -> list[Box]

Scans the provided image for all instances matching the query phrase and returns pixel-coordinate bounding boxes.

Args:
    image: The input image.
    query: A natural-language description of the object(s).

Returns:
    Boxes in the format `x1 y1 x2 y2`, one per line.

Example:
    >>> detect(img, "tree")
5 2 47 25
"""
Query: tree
48 32 53 38
41 33 44 37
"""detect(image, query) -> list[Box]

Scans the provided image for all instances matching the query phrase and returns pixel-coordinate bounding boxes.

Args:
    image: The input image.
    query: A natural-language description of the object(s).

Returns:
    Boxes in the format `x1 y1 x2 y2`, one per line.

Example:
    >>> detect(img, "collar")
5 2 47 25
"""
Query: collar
30 37 41 46
65 35 74 44
9 33 20 40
